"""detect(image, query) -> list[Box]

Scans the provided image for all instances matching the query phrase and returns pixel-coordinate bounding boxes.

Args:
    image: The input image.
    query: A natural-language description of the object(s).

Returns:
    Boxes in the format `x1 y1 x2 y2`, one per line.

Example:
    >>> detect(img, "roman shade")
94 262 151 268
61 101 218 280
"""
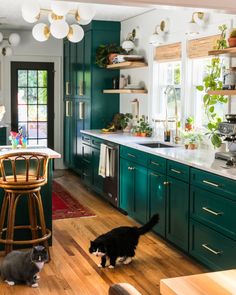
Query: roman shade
187 35 220 58
155 42 182 62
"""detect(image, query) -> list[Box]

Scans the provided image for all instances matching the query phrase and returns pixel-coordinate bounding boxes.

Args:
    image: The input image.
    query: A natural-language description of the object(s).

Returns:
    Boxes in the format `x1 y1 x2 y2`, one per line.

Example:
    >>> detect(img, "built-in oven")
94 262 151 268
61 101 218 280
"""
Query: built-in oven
103 141 119 207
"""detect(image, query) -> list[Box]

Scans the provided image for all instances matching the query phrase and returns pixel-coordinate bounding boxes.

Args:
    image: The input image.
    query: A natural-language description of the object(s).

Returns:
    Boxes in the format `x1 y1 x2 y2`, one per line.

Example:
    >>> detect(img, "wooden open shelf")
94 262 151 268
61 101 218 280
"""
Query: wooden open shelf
103 89 147 94
207 90 236 95
208 47 236 56
106 61 148 70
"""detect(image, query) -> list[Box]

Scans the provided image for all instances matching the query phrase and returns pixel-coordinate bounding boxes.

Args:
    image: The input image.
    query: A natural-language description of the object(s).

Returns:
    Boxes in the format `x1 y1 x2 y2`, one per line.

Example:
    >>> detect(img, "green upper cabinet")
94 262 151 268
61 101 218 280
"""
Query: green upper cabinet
149 170 166 237
166 176 189 252
63 21 121 172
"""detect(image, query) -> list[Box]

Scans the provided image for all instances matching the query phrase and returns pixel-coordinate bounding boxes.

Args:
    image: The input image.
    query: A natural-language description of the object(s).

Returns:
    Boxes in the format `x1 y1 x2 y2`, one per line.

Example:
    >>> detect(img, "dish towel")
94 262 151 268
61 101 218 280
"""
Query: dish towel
99 143 110 178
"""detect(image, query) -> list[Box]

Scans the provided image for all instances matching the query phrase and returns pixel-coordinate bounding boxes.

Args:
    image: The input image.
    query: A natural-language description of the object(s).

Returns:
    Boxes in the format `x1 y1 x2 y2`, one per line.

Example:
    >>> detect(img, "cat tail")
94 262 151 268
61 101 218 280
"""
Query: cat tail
137 214 159 235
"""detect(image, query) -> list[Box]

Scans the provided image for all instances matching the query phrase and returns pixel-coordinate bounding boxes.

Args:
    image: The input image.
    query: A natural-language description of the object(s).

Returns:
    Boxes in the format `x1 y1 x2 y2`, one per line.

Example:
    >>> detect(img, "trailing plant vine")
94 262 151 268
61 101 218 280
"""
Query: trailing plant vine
196 57 228 148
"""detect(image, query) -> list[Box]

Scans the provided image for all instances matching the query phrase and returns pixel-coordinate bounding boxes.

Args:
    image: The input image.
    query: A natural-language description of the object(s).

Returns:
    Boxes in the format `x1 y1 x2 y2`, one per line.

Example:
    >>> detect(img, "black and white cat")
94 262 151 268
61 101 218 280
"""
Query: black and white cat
0 245 48 287
89 214 159 268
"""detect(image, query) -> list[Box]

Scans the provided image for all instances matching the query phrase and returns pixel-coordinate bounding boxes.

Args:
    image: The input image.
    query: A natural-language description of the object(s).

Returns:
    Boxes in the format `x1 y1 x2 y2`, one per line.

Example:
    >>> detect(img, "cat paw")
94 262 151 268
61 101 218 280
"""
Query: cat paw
108 265 115 269
98 264 103 268
118 257 126 263
31 283 39 288
123 257 132 265
5 280 15 286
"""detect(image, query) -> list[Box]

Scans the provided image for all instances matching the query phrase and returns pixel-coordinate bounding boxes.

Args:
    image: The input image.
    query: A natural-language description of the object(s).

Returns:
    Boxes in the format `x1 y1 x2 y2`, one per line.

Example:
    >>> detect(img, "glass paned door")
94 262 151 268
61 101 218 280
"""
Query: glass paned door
11 62 54 148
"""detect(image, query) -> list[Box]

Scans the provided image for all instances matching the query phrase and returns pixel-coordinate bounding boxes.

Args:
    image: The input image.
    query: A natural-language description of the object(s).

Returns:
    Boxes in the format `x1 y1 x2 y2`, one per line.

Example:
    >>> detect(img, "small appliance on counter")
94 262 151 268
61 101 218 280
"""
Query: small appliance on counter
215 114 236 165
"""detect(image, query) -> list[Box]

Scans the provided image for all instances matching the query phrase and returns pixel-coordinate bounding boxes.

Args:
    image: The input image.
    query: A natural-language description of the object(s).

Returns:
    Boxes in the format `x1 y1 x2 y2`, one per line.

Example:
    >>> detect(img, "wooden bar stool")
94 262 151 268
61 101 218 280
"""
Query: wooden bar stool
0 152 51 255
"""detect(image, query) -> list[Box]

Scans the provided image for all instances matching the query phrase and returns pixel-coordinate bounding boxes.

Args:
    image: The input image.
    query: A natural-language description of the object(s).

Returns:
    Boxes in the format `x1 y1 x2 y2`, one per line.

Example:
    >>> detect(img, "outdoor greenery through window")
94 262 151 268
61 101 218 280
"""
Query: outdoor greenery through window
17 70 48 146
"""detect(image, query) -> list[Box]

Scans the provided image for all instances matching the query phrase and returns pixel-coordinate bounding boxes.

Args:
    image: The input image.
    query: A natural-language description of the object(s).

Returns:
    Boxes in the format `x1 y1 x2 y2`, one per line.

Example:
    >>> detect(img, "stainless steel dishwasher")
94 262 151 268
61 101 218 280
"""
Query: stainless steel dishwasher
103 141 119 207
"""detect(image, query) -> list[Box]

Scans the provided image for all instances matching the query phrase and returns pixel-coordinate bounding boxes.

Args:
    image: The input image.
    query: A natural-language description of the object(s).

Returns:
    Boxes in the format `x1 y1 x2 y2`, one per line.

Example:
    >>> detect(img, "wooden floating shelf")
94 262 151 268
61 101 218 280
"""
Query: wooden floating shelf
207 90 236 95
208 47 236 56
106 61 148 70
103 89 147 94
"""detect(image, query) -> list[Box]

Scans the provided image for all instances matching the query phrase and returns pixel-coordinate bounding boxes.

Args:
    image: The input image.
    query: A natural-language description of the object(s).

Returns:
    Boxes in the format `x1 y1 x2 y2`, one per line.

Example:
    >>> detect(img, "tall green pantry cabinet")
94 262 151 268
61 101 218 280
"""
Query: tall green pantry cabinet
63 21 120 174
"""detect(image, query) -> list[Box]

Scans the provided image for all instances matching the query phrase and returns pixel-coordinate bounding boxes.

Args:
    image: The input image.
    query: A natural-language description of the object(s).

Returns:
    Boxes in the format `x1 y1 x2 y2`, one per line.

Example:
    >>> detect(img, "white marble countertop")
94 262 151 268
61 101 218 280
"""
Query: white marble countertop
81 130 236 180
0 146 61 159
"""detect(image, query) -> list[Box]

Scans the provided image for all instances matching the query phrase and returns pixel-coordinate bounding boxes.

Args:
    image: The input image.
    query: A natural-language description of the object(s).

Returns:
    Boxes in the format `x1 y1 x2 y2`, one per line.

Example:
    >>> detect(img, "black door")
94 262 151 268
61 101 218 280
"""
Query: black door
11 62 54 149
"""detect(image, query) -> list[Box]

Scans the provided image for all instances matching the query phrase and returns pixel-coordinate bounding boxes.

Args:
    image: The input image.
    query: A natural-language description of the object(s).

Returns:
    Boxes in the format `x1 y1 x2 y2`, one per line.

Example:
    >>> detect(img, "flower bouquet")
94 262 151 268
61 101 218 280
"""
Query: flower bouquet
9 130 27 149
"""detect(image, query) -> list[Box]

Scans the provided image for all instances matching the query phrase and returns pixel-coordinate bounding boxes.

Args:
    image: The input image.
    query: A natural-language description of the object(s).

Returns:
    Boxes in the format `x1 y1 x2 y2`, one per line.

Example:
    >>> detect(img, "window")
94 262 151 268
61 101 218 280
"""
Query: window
191 57 228 128
154 61 182 120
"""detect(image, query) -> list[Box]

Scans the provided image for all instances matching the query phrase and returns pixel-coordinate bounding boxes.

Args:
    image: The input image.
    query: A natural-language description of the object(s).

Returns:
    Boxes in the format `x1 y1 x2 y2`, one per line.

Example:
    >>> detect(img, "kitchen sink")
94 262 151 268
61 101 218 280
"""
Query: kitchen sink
138 142 175 148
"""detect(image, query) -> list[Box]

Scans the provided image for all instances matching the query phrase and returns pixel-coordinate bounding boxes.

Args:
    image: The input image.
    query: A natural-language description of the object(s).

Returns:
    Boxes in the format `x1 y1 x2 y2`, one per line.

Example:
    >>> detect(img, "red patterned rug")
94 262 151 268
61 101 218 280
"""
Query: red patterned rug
52 181 96 220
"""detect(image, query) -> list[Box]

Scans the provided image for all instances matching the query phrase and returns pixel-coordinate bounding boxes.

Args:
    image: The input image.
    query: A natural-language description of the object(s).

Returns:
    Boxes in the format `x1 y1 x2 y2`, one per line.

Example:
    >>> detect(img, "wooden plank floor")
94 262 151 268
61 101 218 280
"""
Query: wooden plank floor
0 170 206 295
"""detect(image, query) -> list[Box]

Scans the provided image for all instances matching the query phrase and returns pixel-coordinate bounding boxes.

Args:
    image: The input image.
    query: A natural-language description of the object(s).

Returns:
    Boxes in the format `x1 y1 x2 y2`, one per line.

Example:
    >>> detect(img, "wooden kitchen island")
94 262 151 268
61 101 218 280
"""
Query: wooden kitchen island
0 147 60 251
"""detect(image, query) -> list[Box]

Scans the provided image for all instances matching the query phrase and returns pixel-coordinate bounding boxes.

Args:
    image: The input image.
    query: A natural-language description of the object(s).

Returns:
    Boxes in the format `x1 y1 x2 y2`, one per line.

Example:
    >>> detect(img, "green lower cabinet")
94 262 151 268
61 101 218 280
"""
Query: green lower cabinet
91 147 104 194
82 143 92 186
166 176 189 252
149 170 166 237
189 220 236 270
120 158 148 224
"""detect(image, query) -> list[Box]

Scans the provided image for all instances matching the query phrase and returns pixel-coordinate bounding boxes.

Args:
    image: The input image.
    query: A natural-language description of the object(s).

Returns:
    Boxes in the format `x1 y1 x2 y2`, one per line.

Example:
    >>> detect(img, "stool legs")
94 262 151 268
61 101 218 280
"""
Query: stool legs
0 192 9 239
35 191 50 261
28 193 38 241
5 193 17 254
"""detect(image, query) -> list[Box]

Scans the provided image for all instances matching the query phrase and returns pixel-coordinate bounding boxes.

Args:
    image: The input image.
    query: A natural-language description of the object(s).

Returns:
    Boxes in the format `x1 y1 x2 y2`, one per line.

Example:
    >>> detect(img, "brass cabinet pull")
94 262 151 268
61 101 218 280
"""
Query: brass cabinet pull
66 101 70 117
128 166 135 171
79 101 85 119
79 80 84 96
150 172 160 177
170 168 181 174
202 207 223 216
202 244 222 255
66 82 70 95
203 180 220 187
127 153 136 158
151 161 160 166
163 181 170 185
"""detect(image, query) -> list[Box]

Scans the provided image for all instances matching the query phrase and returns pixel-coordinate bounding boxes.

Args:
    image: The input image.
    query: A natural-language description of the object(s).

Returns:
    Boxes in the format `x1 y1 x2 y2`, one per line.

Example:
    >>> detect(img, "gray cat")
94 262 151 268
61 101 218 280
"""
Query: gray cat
0 245 48 287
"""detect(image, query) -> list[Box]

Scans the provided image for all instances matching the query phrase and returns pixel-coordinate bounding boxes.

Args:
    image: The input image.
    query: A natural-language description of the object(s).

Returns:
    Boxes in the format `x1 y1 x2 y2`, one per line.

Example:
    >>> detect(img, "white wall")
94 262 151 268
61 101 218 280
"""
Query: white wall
120 8 236 119
0 30 64 169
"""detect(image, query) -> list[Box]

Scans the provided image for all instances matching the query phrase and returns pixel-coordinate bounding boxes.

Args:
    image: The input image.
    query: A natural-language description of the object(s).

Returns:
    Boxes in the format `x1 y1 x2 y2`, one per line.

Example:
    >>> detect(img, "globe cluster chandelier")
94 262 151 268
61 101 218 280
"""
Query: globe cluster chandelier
21 1 96 43
0 32 21 56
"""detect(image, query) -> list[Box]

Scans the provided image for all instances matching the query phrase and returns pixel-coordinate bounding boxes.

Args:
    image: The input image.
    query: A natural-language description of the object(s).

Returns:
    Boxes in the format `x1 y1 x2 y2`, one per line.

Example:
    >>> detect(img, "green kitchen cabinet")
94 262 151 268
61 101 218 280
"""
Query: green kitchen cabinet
120 158 148 224
148 170 166 237
0 127 6 145
91 145 104 195
166 176 189 252
63 21 120 173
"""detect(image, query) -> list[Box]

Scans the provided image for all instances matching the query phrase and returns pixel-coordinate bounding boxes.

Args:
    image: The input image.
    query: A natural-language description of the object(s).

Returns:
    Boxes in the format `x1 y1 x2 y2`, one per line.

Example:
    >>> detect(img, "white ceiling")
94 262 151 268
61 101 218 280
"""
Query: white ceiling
0 0 152 30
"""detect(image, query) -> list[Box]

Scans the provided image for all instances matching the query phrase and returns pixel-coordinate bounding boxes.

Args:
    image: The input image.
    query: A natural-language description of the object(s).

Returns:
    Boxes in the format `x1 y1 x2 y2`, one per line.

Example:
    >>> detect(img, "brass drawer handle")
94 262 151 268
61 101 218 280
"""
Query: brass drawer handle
127 153 136 158
66 101 70 117
150 172 160 177
66 82 70 95
202 207 223 216
128 166 135 171
163 181 170 185
79 80 84 96
170 168 181 174
202 244 222 255
202 180 220 187
79 101 85 119
151 161 160 166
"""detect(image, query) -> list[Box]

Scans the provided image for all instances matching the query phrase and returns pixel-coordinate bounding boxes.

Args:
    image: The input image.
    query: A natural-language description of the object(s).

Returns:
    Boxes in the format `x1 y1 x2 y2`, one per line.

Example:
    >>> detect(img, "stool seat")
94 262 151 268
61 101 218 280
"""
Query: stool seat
0 152 51 256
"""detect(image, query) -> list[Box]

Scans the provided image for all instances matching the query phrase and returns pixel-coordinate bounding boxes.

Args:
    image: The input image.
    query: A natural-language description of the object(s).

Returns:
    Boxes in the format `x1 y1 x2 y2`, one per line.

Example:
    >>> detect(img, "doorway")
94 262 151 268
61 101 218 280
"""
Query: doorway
11 62 54 149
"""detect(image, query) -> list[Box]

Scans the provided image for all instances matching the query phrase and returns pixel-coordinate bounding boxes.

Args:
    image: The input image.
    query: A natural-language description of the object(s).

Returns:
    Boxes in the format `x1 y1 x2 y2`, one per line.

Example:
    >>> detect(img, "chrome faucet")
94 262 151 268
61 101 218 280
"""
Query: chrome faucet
164 85 180 144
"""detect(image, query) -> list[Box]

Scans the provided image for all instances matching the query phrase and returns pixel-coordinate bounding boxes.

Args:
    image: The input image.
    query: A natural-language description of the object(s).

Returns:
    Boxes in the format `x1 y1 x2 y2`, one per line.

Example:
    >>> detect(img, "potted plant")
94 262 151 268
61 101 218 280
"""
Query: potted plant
215 24 227 50
183 131 202 150
196 56 228 148
228 28 236 48
185 116 194 131
120 113 133 132
132 116 153 137
95 44 125 68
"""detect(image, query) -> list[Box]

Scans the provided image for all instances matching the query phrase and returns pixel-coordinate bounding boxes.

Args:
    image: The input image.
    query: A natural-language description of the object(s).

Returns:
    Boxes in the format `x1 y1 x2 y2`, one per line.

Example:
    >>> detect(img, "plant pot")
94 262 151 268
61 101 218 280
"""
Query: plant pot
185 144 189 149
134 132 141 136
108 53 118 64
188 143 197 150
185 123 193 131
140 132 146 137
228 37 236 48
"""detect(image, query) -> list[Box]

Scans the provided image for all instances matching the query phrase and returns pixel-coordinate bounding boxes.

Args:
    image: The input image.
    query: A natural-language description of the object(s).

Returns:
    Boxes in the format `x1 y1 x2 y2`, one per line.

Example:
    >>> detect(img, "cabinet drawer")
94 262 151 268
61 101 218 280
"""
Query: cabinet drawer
190 187 236 240
82 134 91 145
190 220 236 270
148 154 166 174
91 137 103 149
167 160 189 182
191 168 236 201
120 146 148 166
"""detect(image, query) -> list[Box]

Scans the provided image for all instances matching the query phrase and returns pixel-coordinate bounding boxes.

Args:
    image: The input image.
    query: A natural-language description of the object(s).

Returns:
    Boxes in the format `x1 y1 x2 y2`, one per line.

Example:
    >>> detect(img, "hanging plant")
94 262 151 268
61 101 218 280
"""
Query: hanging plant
196 57 228 148
95 44 125 68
